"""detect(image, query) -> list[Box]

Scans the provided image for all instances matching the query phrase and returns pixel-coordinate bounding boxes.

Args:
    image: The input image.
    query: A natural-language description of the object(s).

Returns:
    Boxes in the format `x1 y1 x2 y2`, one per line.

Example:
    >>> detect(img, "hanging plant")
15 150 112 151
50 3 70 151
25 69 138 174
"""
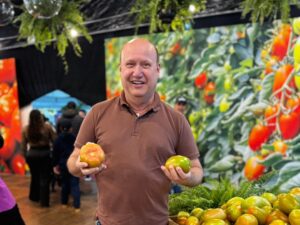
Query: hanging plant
14 0 92 70
241 0 300 23
131 0 206 33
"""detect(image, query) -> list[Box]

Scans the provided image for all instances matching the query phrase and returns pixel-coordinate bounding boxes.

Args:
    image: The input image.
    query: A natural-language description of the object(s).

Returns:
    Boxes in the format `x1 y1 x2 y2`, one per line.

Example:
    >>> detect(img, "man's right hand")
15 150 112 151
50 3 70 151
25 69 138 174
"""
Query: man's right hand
75 156 107 176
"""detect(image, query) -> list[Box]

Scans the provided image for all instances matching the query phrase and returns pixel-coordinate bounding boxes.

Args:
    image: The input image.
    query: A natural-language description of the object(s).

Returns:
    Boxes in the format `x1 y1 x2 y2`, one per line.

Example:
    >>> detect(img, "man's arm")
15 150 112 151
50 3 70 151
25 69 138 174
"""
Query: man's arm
161 158 203 187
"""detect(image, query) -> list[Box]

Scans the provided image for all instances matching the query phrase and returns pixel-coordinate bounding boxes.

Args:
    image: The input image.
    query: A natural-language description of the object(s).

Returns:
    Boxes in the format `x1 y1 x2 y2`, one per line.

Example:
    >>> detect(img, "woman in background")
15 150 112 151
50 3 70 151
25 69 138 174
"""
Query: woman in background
21 109 56 207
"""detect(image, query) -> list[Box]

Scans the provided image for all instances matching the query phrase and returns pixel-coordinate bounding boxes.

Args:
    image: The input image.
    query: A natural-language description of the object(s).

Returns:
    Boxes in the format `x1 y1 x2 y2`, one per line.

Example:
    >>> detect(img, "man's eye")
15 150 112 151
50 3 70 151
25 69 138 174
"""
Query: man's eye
126 63 134 67
143 63 151 68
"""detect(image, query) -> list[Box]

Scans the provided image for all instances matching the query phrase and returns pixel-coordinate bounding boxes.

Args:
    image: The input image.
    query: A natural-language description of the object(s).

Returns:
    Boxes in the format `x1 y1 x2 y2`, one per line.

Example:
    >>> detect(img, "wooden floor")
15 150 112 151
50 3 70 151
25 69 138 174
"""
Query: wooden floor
1 173 98 225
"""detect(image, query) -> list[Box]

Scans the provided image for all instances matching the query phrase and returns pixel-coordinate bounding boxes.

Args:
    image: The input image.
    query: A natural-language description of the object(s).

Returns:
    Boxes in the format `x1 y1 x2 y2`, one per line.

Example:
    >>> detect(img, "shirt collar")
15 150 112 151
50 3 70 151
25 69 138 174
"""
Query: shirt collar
119 91 161 113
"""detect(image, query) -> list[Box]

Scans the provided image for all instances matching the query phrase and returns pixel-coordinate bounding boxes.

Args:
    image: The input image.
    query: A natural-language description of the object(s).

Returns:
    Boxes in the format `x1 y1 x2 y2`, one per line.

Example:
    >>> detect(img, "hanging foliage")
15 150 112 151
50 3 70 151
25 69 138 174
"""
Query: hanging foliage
14 0 92 70
241 0 300 23
131 0 206 33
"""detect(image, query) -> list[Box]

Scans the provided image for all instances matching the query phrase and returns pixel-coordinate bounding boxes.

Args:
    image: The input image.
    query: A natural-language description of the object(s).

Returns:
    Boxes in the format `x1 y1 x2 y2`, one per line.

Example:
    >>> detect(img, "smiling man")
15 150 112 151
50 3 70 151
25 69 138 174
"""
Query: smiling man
67 38 203 225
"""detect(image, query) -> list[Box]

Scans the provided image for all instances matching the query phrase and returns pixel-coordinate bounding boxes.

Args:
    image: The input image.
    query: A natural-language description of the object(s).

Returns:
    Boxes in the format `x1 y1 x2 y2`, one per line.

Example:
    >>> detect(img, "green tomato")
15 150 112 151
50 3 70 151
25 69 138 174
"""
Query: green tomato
293 38 300 64
165 155 191 173
293 18 300 35
294 73 300 90
219 97 231 112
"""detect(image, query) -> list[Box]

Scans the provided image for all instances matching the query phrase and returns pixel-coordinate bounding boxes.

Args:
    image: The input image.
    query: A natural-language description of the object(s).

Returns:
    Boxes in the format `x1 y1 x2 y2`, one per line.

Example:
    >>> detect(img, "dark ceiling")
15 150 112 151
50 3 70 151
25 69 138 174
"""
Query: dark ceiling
0 0 243 51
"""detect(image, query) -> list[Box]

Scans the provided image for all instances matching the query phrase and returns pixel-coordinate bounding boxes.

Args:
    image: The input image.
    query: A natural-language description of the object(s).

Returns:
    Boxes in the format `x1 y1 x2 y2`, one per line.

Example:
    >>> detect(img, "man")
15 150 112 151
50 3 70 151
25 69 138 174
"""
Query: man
174 96 187 114
67 38 203 225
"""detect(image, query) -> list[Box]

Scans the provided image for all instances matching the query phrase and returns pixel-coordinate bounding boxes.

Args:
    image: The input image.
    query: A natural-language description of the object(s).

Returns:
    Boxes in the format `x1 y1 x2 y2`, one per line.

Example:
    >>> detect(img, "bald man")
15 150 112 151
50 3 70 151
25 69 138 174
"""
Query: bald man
67 38 203 225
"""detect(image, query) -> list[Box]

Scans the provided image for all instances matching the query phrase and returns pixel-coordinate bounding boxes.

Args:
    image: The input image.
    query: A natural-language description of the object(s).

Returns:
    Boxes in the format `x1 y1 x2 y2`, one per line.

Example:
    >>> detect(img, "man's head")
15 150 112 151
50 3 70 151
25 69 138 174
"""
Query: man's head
119 38 160 102
66 101 76 109
174 96 187 114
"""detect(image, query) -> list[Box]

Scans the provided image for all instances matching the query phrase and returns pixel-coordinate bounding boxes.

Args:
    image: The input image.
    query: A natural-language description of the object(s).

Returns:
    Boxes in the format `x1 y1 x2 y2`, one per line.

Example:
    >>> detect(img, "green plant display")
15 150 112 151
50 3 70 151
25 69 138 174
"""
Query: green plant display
14 0 92 69
105 17 300 193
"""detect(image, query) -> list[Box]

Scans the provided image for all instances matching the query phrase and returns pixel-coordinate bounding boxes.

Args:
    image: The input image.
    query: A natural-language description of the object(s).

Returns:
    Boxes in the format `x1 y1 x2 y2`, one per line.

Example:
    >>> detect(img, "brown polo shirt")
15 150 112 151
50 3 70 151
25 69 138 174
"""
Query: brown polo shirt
75 92 200 225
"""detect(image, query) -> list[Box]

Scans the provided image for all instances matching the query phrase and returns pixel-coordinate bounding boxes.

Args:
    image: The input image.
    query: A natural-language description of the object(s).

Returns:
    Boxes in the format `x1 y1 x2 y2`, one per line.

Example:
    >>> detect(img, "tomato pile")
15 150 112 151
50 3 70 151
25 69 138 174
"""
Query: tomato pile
0 58 26 175
173 187 300 225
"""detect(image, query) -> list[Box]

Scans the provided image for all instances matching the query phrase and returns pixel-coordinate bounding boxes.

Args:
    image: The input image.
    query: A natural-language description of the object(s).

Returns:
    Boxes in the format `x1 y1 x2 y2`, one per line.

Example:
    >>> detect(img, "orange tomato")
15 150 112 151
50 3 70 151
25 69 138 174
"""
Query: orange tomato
273 140 288 155
244 156 265 181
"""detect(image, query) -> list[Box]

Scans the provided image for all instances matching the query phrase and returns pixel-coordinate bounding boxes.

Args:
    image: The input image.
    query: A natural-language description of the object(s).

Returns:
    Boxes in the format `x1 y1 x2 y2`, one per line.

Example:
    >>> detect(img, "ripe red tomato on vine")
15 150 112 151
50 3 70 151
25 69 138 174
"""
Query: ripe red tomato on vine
248 124 270 151
271 24 292 61
279 112 300 139
203 81 215 105
194 72 207 89
272 64 295 98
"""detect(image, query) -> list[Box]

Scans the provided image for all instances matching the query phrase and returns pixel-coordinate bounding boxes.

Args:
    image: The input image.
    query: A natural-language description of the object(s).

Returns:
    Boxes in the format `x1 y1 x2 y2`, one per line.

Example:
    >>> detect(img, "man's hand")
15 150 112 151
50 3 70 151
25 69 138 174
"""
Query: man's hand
75 156 107 176
161 158 203 187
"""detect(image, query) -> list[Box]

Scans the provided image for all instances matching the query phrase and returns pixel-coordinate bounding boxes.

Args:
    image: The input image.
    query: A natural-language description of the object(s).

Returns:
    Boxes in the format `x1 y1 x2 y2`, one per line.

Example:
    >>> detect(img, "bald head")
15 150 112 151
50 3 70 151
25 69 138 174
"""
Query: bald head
120 38 159 65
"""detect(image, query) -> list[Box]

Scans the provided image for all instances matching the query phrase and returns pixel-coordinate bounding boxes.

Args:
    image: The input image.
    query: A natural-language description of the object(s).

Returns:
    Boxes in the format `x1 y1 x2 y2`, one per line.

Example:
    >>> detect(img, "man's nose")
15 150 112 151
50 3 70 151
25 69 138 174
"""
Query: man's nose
132 65 143 76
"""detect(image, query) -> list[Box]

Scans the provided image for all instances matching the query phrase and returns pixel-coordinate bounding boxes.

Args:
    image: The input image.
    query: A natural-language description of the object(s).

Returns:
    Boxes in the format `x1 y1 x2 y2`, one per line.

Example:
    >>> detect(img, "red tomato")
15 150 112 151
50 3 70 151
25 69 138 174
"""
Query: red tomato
0 126 15 160
244 156 265 181
10 154 26 175
248 124 270 151
279 112 300 139
272 64 295 98
194 72 207 89
170 42 181 55
264 104 279 134
271 25 292 61
0 58 16 84
203 82 215 105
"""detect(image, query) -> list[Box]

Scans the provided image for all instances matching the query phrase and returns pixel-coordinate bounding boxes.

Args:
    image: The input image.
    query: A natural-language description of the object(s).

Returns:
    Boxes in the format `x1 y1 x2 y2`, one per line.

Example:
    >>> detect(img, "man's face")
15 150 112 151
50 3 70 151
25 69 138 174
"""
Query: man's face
119 39 160 100
174 102 186 114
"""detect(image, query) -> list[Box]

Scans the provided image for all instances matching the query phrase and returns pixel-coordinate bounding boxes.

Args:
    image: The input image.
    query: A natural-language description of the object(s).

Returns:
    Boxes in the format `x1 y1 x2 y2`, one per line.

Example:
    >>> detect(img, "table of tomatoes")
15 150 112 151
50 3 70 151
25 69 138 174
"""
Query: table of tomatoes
169 187 300 225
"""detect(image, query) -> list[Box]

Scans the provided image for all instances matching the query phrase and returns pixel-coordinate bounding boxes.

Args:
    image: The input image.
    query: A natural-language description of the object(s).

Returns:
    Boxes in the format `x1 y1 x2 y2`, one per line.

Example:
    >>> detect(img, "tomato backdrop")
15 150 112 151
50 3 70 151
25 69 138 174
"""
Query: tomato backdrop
105 19 300 192
0 58 26 175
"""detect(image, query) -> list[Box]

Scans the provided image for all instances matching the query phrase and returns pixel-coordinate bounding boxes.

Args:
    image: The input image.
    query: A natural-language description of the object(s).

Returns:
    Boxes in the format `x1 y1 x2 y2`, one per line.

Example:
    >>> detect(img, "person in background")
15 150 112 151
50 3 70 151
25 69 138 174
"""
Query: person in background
56 101 78 135
67 38 203 225
21 109 56 207
174 96 188 115
53 120 80 212
0 133 26 225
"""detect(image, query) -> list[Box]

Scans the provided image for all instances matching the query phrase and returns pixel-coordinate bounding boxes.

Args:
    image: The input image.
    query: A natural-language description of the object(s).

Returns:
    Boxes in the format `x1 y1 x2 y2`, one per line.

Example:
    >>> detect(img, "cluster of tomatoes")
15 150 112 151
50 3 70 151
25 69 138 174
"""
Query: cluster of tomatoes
194 71 216 105
0 58 26 175
174 187 300 225
246 22 300 181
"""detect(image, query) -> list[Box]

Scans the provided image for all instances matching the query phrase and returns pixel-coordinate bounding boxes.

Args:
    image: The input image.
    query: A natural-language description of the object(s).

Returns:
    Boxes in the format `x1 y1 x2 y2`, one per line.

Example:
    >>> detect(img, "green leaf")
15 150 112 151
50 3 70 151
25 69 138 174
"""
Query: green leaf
279 173 300 192
259 73 274 101
239 58 253 68
278 162 300 183
260 153 283 167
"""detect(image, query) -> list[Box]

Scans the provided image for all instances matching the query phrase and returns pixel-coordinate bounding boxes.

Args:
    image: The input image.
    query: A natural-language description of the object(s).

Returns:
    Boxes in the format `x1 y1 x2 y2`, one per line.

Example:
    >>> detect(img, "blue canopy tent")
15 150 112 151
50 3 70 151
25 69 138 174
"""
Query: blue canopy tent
32 90 91 125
